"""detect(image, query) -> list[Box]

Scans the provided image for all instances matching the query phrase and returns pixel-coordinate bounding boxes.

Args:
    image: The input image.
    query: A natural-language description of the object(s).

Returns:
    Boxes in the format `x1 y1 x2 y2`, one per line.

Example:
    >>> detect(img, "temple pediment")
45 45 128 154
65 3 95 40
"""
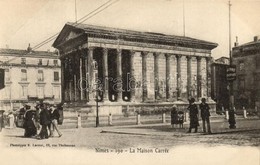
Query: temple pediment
53 22 218 51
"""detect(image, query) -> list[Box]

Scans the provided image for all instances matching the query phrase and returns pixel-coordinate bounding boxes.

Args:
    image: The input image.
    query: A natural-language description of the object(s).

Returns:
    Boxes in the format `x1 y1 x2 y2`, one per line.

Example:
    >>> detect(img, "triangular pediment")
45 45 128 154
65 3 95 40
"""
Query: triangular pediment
53 24 84 48
65 31 81 41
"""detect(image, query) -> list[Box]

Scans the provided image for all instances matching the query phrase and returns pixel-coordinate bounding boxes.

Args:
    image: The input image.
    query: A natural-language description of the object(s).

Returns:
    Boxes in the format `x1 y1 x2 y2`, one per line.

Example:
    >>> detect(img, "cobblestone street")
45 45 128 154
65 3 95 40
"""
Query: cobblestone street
1 119 259 165
1 119 260 149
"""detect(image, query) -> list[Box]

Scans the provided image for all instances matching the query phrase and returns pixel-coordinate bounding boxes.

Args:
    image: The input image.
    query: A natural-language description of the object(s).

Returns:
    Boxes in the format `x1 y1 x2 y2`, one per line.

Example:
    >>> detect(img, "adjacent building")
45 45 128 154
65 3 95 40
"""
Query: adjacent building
0 46 61 111
53 23 218 115
211 57 229 112
232 36 260 110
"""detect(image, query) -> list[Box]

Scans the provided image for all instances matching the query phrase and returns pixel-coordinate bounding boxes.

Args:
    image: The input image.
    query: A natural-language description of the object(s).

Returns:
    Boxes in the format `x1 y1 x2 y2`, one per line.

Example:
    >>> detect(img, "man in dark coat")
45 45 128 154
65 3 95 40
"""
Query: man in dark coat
38 103 51 139
199 98 212 134
187 98 199 133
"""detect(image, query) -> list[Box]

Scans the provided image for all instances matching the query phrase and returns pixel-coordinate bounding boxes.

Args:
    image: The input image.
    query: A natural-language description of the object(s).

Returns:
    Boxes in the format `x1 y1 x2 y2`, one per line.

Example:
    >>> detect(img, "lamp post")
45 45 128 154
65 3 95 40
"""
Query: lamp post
92 60 102 127
227 1 236 129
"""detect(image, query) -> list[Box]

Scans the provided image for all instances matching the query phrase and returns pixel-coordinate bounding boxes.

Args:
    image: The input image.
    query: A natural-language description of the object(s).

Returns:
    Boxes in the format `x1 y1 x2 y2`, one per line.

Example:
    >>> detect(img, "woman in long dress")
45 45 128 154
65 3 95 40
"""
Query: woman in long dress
187 98 199 133
23 105 37 137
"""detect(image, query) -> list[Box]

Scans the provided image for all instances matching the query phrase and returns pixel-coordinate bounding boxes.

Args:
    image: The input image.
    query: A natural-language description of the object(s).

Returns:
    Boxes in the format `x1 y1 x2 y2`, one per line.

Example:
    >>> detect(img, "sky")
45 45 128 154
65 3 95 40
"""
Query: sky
0 0 259 59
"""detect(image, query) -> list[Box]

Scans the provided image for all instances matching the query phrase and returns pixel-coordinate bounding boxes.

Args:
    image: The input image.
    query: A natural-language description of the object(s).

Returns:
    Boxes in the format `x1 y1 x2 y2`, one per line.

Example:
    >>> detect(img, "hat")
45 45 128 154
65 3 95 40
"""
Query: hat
190 98 195 103
201 98 206 102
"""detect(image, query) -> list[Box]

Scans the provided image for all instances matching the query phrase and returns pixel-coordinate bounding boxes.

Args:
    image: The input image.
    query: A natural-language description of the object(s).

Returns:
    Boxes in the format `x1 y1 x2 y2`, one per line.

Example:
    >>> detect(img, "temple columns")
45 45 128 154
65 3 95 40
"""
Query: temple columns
165 54 171 101
176 54 182 100
79 54 84 100
197 56 202 100
154 52 160 100
187 56 192 99
87 47 94 101
206 57 212 100
142 51 148 102
130 50 136 102
116 49 123 102
102 48 109 101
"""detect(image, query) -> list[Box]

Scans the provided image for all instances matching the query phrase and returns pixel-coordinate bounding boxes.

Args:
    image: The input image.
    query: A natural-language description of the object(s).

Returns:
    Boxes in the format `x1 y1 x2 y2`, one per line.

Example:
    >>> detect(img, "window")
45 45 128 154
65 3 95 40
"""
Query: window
4 86 10 99
54 71 59 81
53 60 58 66
5 69 10 82
239 62 245 71
21 69 27 81
53 86 60 99
21 58 26 65
37 86 44 98
38 59 42 65
37 70 44 81
21 86 28 98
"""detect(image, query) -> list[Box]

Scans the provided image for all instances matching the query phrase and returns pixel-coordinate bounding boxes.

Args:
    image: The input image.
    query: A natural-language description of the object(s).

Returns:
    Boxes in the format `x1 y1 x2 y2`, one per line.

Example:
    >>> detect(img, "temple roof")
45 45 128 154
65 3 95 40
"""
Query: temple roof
53 22 218 50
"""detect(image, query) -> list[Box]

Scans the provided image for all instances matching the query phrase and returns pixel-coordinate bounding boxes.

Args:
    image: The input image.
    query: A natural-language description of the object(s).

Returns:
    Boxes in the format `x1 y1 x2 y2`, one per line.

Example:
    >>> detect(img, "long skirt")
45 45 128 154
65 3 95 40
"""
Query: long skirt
190 116 199 128
24 120 37 137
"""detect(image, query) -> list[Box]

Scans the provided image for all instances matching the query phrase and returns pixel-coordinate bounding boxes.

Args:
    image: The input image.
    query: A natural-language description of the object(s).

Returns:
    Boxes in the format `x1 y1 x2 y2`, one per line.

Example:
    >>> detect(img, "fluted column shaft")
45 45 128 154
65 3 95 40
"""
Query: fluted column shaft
102 48 109 101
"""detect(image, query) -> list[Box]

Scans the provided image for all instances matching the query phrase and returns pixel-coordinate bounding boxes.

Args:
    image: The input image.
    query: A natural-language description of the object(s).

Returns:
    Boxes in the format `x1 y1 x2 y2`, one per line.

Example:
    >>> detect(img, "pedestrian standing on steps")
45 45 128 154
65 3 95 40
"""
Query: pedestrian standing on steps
200 98 212 134
187 98 199 133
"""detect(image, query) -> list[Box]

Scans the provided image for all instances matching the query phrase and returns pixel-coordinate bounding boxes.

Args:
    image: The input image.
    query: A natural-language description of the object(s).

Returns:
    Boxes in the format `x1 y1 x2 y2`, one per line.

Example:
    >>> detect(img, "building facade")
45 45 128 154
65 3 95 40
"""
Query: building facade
0 47 61 111
211 57 229 113
53 23 218 115
232 36 260 110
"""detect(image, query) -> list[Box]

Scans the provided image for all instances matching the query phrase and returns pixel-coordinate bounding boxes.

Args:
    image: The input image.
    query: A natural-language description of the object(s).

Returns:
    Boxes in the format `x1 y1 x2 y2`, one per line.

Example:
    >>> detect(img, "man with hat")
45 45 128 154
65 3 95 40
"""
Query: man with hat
199 98 212 134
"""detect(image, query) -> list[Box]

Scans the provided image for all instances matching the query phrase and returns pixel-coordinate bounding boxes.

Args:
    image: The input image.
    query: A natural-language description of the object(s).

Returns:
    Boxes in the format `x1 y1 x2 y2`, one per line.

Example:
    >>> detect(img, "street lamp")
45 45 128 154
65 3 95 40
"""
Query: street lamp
92 60 102 127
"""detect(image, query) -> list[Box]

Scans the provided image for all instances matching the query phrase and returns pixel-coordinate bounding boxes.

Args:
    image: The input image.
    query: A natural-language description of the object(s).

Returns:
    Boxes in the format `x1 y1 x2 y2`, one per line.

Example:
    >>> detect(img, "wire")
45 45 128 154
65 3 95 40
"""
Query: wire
32 0 118 50
4 0 119 64
32 0 115 50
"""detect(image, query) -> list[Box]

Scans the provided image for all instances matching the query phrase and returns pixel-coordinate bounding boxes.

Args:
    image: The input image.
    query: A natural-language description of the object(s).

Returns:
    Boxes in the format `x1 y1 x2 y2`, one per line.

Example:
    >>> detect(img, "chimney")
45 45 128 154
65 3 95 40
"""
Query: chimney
27 43 32 53
234 36 239 47
254 36 259 42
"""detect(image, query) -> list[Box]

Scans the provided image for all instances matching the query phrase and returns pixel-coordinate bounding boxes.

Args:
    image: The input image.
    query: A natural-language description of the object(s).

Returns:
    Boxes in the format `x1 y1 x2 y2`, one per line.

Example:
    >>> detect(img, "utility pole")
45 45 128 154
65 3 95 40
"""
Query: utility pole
183 0 186 36
229 1 233 108
228 1 236 129
75 0 78 23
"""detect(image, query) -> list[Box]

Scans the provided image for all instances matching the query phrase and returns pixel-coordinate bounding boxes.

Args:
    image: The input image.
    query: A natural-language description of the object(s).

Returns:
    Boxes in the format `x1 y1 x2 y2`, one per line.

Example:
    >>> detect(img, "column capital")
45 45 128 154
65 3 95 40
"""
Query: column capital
88 47 95 51
153 52 160 57
205 56 212 62
130 50 136 55
196 56 202 61
103 47 108 54
186 55 192 60
175 54 182 59
116 48 122 54
142 51 149 56
165 53 172 59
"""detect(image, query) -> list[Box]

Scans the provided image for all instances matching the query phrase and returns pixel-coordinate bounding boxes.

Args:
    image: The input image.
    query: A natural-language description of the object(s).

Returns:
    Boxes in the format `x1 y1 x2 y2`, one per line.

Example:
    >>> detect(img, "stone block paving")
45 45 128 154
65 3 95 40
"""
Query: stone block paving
0 117 259 149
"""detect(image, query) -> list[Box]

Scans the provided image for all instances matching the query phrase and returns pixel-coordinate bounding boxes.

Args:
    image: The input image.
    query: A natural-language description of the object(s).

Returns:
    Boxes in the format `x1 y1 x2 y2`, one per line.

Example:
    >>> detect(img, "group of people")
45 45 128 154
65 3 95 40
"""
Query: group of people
171 97 212 134
22 102 63 139
187 97 211 134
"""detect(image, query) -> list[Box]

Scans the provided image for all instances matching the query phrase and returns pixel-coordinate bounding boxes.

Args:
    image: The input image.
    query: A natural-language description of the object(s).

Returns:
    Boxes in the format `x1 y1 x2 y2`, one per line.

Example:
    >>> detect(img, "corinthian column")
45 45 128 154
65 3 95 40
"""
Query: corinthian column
130 50 136 102
102 48 109 101
116 48 123 102
88 47 94 102
165 54 171 101
154 52 160 100
197 56 202 100
187 56 192 99
206 57 212 100
142 51 148 102
176 54 182 100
